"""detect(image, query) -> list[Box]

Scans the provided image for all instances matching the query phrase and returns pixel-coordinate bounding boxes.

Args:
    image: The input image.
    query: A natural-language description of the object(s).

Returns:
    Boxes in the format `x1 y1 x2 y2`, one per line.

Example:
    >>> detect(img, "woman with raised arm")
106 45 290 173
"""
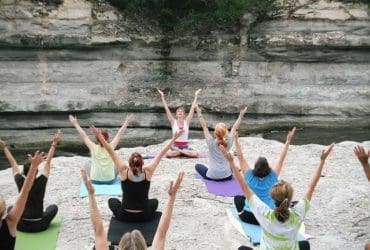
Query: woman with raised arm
81 167 184 250
220 143 335 250
0 130 61 233
69 114 133 184
91 125 183 222
353 145 370 181
157 88 201 158
0 151 44 250
194 106 247 181
233 127 296 225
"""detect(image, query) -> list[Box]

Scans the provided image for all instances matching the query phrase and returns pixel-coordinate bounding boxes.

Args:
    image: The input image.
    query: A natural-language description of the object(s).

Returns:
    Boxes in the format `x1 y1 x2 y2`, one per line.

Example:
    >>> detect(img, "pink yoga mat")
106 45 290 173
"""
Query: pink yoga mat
195 173 243 197
143 151 208 159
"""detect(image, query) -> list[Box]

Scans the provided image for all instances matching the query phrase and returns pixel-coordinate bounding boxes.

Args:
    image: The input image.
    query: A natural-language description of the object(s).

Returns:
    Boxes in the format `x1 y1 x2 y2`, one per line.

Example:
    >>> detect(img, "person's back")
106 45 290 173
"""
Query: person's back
244 157 278 209
205 133 233 179
90 144 115 182
14 173 47 219
121 170 150 210
249 194 309 249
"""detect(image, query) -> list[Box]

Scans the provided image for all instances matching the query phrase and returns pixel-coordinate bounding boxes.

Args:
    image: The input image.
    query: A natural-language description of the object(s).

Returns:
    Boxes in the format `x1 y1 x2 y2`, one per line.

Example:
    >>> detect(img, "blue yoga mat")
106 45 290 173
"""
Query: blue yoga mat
79 178 122 198
227 207 305 245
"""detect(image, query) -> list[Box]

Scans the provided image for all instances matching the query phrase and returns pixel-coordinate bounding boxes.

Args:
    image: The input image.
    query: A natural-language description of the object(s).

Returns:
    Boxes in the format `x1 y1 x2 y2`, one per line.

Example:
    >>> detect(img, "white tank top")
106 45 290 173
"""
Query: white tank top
171 120 189 143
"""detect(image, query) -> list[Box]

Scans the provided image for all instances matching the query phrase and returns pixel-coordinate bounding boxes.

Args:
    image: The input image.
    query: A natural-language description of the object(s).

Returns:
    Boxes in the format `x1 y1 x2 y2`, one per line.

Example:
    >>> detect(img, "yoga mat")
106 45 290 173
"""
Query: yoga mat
143 151 208 159
227 208 306 246
15 216 62 250
195 173 243 197
79 178 121 198
107 212 162 246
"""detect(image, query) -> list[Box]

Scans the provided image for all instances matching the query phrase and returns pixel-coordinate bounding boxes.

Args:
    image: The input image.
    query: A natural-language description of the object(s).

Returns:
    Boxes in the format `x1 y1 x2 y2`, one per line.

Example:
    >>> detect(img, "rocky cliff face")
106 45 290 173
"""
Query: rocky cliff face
0 0 369 147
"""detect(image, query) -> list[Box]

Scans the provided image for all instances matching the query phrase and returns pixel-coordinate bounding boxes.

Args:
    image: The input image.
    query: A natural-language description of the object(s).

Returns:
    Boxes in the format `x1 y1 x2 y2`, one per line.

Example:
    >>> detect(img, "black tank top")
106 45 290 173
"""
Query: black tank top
121 169 150 210
0 219 16 250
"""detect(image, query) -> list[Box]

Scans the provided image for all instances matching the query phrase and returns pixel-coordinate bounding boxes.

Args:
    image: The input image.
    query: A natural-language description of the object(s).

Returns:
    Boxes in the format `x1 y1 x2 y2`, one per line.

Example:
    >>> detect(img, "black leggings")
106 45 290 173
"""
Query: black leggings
108 198 158 222
17 205 58 233
239 241 310 250
195 163 232 181
234 195 259 225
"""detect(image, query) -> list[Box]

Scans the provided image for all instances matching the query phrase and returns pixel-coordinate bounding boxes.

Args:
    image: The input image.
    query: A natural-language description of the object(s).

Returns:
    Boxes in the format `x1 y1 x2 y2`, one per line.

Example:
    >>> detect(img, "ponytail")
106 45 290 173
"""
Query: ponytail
274 198 290 223
270 180 294 223
214 123 228 148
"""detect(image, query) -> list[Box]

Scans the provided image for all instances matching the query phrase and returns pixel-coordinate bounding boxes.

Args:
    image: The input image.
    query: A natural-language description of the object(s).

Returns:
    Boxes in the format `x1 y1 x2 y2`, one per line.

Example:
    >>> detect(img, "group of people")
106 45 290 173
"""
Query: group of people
0 88 369 250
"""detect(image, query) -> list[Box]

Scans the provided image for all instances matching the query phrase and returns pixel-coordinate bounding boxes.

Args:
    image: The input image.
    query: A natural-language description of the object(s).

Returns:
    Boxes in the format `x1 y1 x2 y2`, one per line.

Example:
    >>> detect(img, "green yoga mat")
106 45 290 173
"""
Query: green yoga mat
15 216 62 250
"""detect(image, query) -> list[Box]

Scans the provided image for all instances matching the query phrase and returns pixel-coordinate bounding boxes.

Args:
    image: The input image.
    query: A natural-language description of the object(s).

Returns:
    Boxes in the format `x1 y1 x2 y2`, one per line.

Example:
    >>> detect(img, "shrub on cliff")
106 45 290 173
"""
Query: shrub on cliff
103 0 282 33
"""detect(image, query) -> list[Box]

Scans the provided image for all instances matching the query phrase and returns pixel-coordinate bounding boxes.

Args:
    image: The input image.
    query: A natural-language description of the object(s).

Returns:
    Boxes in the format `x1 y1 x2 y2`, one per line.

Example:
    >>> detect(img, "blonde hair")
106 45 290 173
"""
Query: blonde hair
270 180 294 223
118 230 147 250
214 123 228 147
0 195 6 220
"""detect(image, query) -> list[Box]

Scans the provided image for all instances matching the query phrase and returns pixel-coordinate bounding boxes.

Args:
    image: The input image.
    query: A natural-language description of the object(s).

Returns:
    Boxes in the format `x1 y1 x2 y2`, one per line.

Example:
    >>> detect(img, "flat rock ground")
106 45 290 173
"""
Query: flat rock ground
1 137 369 250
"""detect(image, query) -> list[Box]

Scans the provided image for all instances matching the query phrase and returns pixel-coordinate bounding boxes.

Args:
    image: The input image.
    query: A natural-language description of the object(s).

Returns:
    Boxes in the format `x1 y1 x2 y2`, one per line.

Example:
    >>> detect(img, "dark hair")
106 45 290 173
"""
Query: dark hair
253 157 271 178
96 129 109 146
22 159 32 176
128 152 144 176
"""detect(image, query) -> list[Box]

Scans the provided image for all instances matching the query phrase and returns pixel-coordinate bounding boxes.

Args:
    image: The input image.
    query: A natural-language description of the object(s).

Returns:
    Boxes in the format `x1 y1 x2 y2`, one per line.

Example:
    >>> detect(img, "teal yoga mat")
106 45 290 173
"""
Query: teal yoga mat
227 208 305 245
79 178 122 197
15 216 62 250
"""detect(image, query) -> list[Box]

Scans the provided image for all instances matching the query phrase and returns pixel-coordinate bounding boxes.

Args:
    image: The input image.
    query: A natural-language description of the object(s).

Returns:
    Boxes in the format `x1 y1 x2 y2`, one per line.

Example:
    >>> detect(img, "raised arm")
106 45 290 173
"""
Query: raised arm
0 139 20 176
110 114 134 149
145 131 184 175
69 115 95 150
152 171 184 250
7 151 45 235
219 145 254 200
304 143 335 201
91 126 128 174
354 145 370 181
233 131 249 174
157 89 175 125
230 107 247 135
43 129 62 177
81 168 108 250
272 127 296 176
186 89 201 125
196 105 210 138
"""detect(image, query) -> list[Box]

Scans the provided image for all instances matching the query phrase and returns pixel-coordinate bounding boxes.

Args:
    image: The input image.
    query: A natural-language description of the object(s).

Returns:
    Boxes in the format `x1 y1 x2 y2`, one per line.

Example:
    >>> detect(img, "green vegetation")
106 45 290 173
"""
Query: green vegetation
105 0 282 33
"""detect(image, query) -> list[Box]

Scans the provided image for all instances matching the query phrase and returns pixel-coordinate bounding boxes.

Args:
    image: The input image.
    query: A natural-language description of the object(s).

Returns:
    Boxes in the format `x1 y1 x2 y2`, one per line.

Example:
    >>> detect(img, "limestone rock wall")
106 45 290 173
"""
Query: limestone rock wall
0 0 369 146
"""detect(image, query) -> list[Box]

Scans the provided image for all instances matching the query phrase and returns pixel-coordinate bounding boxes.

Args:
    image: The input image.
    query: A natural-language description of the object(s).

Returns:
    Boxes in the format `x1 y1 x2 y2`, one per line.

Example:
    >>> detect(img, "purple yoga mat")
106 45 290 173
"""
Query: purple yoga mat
194 173 243 197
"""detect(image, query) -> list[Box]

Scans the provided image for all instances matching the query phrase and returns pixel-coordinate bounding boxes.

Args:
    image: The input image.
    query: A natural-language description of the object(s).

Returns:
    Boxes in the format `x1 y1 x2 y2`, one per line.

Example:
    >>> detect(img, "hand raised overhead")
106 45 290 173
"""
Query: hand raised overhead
320 143 335 161
195 89 202 97
168 171 184 196
52 129 62 144
239 107 248 117
27 150 46 168
354 145 369 165
90 125 101 137
286 127 296 143
0 138 6 149
69 115 77 125
157 88 164 97
125 114 135 124
81 168 95 195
